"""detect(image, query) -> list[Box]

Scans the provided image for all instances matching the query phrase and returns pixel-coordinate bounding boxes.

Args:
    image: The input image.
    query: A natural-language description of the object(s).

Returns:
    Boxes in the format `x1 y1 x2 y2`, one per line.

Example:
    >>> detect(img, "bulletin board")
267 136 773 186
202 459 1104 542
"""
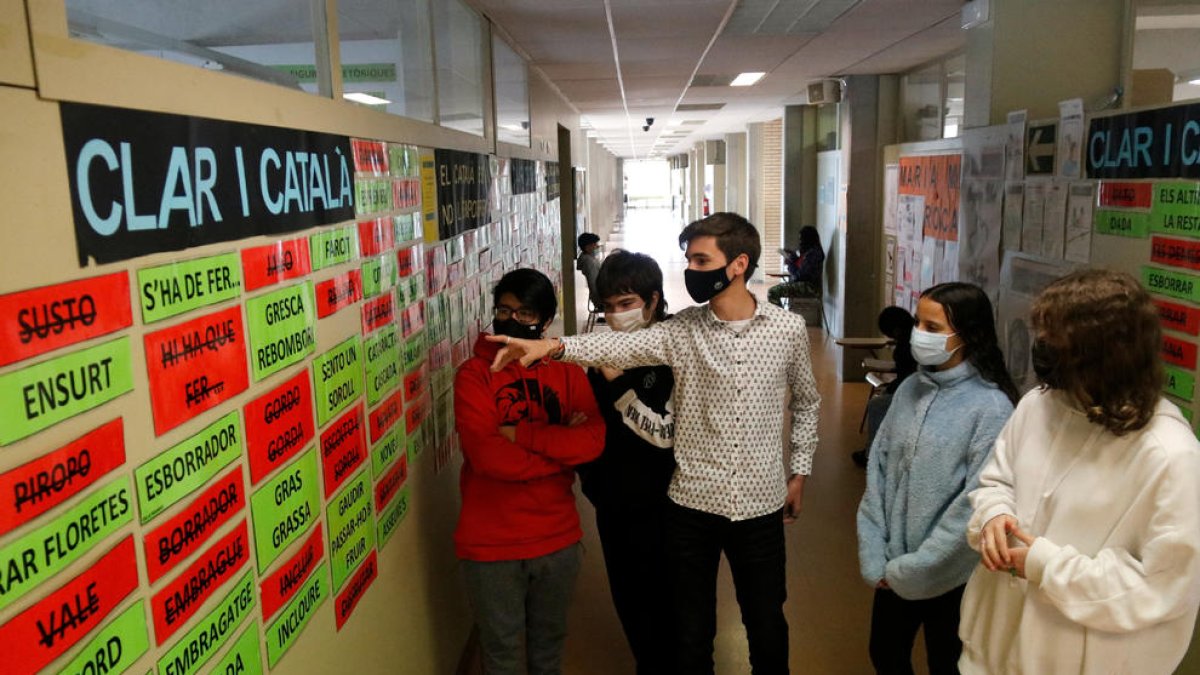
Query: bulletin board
0 87 564 675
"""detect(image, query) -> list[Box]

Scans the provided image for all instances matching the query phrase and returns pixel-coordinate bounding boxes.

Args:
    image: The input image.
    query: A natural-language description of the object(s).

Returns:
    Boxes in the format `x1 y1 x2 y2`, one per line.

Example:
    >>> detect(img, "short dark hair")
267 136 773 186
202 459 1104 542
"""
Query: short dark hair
678 212 761 277
578 233 600 251
493 268 557 324
799 226 821 251
1030 269 1162 435
595 250 668 321
877 306 914 342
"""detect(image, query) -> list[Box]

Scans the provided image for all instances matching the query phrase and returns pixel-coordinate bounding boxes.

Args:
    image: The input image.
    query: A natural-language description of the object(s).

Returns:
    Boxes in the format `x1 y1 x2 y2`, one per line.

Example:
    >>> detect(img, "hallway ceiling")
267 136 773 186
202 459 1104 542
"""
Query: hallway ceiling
470 0 966 159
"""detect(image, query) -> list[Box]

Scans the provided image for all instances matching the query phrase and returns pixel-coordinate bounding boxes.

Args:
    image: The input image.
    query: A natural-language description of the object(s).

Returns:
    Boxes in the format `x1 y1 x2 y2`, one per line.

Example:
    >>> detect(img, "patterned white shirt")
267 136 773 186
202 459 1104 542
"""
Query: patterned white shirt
561 300 821 521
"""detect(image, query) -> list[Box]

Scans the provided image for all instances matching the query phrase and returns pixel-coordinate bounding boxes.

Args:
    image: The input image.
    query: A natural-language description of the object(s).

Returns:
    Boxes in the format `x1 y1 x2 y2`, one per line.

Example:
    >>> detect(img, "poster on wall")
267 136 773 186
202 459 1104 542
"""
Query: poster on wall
61 103 355 266
1005 110 1027 182
1064 182 1096 263
1086 101 1200 179
1057 98 1085 179
434 150 491 240
997 251 1078 392
898 154 961 242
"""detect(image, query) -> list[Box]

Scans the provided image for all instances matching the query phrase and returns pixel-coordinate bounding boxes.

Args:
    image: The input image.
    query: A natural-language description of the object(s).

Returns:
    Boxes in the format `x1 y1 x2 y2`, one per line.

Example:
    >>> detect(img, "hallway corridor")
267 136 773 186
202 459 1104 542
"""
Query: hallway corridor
562 209 882 674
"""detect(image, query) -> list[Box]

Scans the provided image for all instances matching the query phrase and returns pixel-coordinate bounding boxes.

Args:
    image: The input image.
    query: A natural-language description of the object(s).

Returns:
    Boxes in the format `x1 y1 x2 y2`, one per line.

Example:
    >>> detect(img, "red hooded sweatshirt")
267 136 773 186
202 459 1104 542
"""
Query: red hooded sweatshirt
454 334 605 561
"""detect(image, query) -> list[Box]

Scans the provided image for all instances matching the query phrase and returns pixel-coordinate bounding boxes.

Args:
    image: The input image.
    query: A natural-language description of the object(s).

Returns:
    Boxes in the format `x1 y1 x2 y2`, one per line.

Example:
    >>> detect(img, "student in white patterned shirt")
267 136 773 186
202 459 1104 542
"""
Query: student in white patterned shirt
489 212 821 675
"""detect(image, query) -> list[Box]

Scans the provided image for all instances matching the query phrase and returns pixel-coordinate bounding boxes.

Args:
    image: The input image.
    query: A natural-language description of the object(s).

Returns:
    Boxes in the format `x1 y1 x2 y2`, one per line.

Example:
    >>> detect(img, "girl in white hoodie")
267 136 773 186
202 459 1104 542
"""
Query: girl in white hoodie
959 269 1200 674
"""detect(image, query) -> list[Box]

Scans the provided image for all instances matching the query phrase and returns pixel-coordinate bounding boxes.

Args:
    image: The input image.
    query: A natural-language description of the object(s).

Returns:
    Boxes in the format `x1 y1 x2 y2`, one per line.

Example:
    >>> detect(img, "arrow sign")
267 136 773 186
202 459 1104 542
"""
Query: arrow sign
1027 121 1057 175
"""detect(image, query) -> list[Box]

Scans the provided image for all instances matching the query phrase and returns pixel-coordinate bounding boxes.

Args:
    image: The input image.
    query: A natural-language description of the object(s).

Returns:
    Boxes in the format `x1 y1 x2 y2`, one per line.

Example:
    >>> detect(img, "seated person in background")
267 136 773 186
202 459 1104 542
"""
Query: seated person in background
577 232 602 307
768 225 824 306
577 250 676 674
853 306 917 467
453 268 606 675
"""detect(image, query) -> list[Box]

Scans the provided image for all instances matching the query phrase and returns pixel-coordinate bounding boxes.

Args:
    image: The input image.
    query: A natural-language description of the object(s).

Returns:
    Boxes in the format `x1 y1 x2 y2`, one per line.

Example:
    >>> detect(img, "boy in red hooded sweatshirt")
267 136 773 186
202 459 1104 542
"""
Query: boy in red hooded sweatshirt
454 268 605 675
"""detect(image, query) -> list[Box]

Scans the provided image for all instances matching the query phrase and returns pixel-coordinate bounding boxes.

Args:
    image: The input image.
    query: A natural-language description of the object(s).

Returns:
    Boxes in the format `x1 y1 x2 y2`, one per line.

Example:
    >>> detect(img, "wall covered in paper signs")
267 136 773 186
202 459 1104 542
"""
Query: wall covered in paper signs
0 88 567 675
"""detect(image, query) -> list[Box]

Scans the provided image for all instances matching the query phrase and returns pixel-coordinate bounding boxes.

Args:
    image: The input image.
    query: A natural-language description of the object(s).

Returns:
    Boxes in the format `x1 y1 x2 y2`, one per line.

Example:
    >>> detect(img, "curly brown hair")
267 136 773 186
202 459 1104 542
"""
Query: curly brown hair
1030 269 1162 435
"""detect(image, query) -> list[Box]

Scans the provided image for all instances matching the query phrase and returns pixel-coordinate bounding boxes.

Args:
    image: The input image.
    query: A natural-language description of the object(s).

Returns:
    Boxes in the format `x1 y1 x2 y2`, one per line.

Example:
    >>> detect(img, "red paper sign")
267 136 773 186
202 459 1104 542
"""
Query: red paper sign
357 219 395 258
260 523 324 621
0 272 132 368
244 369 316 485
143 466 245 583
406 393 431 434
368 390 404 443
1163 335 1199 369
0 418 124 538
396 244 424 277
241 238 313 292
0 536 138 674
361 294 395 335
351 139 388 174
320 403 367 498
393 179 420 210
400 301 425 337
315 270 363 319
1156 299 1200 336
403 364 429 404
899 155 961 241
1152 236 1200 271
152 521 250 645
144 305 249 435
374 454 408 512
1099 182 1152 209
334 549 377 630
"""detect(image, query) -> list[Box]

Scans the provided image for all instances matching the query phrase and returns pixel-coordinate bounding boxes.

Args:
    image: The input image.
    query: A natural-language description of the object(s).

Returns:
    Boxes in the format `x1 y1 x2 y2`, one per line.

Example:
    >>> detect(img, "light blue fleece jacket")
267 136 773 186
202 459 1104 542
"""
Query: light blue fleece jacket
856 361 1013 600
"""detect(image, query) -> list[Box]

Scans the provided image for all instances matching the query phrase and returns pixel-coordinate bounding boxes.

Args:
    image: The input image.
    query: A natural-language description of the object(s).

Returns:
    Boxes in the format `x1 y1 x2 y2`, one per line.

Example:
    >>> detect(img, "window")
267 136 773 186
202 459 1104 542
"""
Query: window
493 36 530 147
943 54 965 139
66 1 326 95
1132 2 1200 105
337 0 435 121
899 53 965 142
433 0 486 137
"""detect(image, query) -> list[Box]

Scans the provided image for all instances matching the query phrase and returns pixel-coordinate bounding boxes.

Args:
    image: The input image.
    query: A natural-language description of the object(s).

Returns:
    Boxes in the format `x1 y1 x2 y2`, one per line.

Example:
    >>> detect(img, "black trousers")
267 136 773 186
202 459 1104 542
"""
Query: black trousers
869 585 965 675
666 502 789 675
595 501 673 675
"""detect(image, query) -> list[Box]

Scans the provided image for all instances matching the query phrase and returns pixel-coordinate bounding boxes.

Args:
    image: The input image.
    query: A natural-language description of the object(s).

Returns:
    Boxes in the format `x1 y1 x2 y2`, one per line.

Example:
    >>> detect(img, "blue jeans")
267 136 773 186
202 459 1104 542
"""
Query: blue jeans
462 543 583 675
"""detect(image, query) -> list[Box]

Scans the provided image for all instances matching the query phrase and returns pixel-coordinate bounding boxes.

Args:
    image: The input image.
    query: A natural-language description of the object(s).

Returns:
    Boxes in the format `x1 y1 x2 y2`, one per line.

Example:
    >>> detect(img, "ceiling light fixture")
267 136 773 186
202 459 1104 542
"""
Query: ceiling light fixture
343 92 391 105
1191 78 1200 86
731 72 766 87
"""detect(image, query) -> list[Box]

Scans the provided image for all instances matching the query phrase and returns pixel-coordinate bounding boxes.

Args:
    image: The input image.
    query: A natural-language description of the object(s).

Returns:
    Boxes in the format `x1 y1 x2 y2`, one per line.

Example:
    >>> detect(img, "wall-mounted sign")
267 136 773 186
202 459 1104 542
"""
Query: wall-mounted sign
57 599 150 675
135 409 241 521
152 520 250 645
245 282 316 381
546 161 560 201
434 150 490 239
156 569 254 675
361 254 397 299
143 465 244 583
265 562 327 668
0 272 132 368
241 237 312 292
334 549 377 630
244 369 316 485
212 621 263 675
251 449 319 572
1156 298 1200 335
377 485 410 548
314 269 362 318
310 225 359 271
1086 102 1200 179
0 336 133 445
1143 265 1200 304
144 306 249 435
898 154 961 241
327 469 375 591
364 325 400 405
319 403 367 498
360 293 395 336
374 453 407 512
370 427 404 478
260 523 324 622
368 389 403 443
1163 335 1198 369
357 218 395 258
313 336 363 426
61 103 354 266
0 418 124 537
137 252 242 324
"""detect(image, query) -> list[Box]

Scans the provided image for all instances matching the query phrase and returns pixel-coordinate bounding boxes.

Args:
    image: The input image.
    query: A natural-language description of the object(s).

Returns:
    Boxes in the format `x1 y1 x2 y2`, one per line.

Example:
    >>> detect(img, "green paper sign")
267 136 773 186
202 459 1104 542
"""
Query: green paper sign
245 282 317 381
378 485 410 548
361 255 397 299
310 226 358 271
1095 209 1150 238
408 424 425 460
59 600 150 675
364 325 400 406
251 448 320 572
327 469 376 590
158 570 254 675
394 214 418 242
397 275 424 307
402 331 426 372
1153 182 1200 230
212 621 264 675
355 179 393 216
0 336 133 445
371 427 404 476
1142 266 1200 304
137 253 242 323
1166 365 1196 401
0 477 132 612
313 336 363 426
135 409 242 522
265 562 328 668
389 145 420 178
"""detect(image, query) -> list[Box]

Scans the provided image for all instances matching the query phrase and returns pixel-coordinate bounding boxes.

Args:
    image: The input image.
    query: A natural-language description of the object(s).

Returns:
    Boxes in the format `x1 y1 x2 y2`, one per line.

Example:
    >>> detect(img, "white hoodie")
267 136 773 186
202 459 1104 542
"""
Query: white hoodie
959 389 1200 674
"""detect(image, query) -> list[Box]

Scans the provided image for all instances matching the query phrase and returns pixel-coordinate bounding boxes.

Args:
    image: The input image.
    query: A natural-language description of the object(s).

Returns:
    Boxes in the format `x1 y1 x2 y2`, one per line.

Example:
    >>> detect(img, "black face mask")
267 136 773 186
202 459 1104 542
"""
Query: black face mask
1031 339 1060 386
494 318 544 340
684 266 732 304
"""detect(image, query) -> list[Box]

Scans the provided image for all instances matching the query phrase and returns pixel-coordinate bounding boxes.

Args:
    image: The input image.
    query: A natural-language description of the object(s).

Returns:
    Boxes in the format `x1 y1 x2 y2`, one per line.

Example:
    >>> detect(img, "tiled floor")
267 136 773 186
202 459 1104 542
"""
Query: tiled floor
560 208 883 674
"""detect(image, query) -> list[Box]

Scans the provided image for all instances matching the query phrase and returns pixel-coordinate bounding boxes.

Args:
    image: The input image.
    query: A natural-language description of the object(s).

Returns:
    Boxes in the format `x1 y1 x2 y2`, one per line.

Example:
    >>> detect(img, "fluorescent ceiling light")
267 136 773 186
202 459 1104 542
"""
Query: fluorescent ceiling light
1190 78 1200 86
343 92 390 105
730 72 766 87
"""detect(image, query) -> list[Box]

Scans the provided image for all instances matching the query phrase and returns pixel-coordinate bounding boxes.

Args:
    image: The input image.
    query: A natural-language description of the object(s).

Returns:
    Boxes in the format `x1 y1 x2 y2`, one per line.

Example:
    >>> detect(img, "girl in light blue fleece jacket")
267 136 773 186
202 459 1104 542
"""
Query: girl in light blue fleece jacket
856 282 1018 675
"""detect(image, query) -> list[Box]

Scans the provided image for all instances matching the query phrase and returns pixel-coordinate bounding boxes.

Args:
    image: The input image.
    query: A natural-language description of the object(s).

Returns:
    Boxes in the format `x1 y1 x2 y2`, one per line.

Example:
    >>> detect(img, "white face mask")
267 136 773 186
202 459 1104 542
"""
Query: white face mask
607 306 650 332
910 327 960 366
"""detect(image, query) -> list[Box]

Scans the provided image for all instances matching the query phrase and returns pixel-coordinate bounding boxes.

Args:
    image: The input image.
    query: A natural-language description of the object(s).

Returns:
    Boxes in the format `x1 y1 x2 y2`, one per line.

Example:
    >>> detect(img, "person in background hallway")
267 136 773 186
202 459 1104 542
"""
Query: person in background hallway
576 250 676 675
577 232 602 307
857 283 1018 675
488 213 821 675
768 225 824 307
853 306 917 468
453 269 605 675
959 269 1200 675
